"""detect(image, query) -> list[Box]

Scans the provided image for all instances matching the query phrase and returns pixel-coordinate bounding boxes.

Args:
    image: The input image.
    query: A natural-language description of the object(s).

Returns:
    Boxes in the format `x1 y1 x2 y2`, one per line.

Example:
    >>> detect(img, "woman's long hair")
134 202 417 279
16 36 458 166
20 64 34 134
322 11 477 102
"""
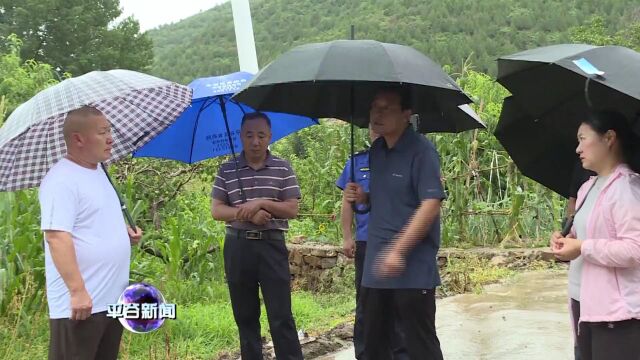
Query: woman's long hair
581 110 640 174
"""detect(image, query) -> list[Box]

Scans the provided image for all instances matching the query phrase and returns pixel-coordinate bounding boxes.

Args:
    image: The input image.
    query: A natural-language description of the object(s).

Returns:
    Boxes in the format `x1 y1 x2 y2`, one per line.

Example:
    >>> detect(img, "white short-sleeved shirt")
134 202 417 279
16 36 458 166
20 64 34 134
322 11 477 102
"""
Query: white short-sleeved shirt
39 158 130 319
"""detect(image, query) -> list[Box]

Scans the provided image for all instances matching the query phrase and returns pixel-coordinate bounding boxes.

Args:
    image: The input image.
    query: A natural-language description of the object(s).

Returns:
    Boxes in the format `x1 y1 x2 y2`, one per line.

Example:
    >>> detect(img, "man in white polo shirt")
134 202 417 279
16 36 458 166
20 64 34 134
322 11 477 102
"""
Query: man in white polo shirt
39 106 142 360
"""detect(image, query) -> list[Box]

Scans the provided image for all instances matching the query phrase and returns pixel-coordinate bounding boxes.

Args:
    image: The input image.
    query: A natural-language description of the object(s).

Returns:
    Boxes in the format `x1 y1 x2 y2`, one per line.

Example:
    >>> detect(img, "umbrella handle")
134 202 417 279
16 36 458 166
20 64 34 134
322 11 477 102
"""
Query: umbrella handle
100 163 137 229
351 202 370 214
560 178 598 237
560 215 573 237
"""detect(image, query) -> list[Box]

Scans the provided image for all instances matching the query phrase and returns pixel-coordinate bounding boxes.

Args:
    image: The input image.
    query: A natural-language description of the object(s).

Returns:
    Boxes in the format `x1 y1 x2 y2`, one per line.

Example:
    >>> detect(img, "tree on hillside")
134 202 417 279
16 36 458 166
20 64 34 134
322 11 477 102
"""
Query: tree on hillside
148 0 640 83
0 0 153 75
0 35 60 118
570 16 640 50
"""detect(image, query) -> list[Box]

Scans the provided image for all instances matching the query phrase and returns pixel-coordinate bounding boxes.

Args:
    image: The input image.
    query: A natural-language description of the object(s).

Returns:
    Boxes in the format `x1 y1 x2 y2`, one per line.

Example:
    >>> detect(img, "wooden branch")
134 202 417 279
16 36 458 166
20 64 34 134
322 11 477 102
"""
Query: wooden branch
140 243 168 263
168 164 203 178
459 210 511 216
182 245 218 265
166 164 202 203
443 164 510 181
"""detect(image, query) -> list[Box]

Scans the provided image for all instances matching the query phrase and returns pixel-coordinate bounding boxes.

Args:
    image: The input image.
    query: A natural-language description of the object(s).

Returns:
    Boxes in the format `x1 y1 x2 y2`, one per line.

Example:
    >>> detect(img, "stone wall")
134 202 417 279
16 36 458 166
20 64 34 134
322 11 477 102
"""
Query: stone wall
286 241 557 291
287 243 350 291
437 247 557 268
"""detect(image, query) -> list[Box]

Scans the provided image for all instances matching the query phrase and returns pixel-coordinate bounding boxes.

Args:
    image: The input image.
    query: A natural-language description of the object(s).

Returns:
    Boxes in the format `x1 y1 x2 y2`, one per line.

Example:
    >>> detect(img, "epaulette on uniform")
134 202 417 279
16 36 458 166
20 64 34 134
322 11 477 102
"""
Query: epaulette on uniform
353 148 370 157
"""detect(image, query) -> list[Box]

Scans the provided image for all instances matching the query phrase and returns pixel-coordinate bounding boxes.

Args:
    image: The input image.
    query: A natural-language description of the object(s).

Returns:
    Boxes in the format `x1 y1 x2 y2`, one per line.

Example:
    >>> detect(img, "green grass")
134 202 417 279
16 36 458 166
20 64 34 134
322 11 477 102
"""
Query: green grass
441 255 516 295
0 286 355 360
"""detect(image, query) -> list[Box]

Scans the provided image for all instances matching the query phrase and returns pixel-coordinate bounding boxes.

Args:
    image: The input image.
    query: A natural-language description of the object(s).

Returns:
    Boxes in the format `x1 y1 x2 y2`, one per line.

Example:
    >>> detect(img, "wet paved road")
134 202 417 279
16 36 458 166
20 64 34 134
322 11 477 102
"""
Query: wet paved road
317 270 573 360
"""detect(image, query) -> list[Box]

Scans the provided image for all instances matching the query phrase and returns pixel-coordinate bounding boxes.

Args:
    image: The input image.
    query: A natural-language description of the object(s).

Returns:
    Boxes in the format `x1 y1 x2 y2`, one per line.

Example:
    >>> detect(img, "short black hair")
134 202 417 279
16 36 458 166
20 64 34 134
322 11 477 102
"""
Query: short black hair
241 112 272 128
376 85 412 111
582 109 640 173
63 106 105 143
66 105 103 120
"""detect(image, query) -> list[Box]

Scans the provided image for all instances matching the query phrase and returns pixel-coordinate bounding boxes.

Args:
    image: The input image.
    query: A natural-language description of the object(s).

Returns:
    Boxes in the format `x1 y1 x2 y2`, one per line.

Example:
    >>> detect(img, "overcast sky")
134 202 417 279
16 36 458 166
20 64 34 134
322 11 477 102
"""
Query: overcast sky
119 0 229 31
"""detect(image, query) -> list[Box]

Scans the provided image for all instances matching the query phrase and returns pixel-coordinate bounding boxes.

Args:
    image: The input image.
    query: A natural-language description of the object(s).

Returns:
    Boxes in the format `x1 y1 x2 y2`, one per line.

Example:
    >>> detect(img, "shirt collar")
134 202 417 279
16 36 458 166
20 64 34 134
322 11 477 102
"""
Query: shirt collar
236 150 277 169
380 125 415 152
580 163 635 198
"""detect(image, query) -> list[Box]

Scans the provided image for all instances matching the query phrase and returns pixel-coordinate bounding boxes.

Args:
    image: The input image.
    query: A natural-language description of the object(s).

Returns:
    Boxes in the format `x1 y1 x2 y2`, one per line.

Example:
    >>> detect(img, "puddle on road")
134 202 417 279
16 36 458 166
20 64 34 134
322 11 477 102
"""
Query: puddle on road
318 270 573 360
437 270 572 360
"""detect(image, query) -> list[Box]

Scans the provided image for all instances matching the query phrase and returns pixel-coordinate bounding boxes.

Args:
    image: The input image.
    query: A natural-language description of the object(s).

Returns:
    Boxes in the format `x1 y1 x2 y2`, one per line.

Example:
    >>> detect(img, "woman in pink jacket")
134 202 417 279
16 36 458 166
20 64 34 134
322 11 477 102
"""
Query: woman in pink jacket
552 110 640 360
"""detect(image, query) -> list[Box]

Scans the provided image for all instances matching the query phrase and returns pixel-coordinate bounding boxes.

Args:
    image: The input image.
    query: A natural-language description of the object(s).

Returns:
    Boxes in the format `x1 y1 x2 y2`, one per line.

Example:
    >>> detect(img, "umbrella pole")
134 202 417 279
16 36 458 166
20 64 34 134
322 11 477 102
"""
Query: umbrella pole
100 163 136 229
584 75 599 110
349 89 368 215
348 25 369 215
585 76 592 109
219 95 247 203
349 23 356 186
350 88 356 184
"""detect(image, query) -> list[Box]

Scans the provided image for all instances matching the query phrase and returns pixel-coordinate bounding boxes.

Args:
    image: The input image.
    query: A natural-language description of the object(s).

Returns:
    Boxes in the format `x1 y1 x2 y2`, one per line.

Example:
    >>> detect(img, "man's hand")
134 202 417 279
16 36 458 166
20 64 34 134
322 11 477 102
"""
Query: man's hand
250 209 272 226
128 226 143 245
343 237 356 258
345 183 367 204
236 200 264 221
375 248 405 278
552 237 582 261
70 287 93 321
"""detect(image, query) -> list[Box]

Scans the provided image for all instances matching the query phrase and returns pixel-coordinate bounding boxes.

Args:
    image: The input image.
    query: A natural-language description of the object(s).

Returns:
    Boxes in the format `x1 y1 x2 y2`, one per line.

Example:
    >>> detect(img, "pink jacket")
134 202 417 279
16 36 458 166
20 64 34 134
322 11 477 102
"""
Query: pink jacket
572 164 640 323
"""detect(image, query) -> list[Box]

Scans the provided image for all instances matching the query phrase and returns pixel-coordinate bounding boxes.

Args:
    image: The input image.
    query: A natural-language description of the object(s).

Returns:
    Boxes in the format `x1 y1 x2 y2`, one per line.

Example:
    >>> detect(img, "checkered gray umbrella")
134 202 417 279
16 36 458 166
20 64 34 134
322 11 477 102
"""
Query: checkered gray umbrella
0 69 192 191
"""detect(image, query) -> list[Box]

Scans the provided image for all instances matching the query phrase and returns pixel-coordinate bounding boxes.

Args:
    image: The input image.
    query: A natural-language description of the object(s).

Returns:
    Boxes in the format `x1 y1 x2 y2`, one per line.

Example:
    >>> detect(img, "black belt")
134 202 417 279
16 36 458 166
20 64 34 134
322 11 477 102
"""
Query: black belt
226 228 285 241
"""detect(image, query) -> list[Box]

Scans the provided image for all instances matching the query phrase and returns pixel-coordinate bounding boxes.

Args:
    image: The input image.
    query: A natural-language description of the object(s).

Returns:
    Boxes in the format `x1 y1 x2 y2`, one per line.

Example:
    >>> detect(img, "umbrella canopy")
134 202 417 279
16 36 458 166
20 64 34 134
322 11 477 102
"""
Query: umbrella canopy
498 44 640 122
233 39 485 133
495 96 581 197
133 72 318 163
495 44 640 197
0 69 192 191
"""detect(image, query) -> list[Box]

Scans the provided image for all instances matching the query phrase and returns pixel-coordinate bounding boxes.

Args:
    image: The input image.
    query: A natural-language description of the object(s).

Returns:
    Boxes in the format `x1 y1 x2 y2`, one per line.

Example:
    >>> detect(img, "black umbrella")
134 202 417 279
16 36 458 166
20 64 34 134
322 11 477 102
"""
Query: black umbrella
495 96 580 198
498 44 640 122
495 44 640 198
233 39 484 133
233 37 484 213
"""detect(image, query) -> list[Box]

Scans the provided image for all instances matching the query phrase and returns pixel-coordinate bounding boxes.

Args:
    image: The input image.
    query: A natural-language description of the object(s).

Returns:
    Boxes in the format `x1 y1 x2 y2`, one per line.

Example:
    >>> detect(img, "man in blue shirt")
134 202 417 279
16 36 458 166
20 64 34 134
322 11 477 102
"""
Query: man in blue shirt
337 125 408 360
345 87 446 360
336 142 373 360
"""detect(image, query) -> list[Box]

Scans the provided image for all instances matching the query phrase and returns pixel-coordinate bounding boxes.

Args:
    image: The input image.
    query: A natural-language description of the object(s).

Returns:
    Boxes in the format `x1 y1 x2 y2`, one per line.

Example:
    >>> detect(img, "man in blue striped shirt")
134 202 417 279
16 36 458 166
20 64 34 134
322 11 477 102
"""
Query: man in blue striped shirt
211 112 303 360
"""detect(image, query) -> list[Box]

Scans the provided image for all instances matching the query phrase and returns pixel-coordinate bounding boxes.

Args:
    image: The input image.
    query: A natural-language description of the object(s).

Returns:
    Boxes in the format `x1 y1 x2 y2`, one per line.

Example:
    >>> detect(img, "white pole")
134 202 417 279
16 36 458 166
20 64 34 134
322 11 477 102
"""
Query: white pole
231 0 259 73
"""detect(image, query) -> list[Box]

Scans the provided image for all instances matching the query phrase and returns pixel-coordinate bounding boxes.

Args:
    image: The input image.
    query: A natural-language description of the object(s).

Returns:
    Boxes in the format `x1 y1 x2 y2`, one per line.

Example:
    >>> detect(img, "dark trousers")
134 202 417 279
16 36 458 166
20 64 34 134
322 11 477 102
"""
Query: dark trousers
361 287 443 360
49 311 123 360
571 299 582 360
578 317 640 360
354 242 408 360
223 231 303 360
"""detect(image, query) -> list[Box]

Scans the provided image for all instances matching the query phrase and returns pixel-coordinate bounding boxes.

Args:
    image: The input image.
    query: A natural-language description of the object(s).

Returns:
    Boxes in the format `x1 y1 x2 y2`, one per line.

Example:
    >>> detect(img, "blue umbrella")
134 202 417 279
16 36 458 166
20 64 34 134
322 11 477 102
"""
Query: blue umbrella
133 71 318 164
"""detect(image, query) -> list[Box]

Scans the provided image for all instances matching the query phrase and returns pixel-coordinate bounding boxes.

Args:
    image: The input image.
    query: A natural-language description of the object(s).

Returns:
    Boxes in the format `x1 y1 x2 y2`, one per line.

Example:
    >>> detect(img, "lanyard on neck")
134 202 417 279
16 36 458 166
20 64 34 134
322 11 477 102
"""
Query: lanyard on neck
561 178 599 236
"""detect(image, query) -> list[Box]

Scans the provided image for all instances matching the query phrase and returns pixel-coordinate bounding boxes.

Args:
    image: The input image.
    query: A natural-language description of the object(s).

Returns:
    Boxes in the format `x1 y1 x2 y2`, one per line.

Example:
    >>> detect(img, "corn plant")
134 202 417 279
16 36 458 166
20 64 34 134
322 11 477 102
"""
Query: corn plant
0 190 46 316
433 68 565 247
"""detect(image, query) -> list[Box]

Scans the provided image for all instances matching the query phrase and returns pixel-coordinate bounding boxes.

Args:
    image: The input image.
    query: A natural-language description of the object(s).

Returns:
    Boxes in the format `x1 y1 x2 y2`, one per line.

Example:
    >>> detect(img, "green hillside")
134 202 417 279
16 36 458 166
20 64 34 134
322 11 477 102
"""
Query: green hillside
148 0 640 84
